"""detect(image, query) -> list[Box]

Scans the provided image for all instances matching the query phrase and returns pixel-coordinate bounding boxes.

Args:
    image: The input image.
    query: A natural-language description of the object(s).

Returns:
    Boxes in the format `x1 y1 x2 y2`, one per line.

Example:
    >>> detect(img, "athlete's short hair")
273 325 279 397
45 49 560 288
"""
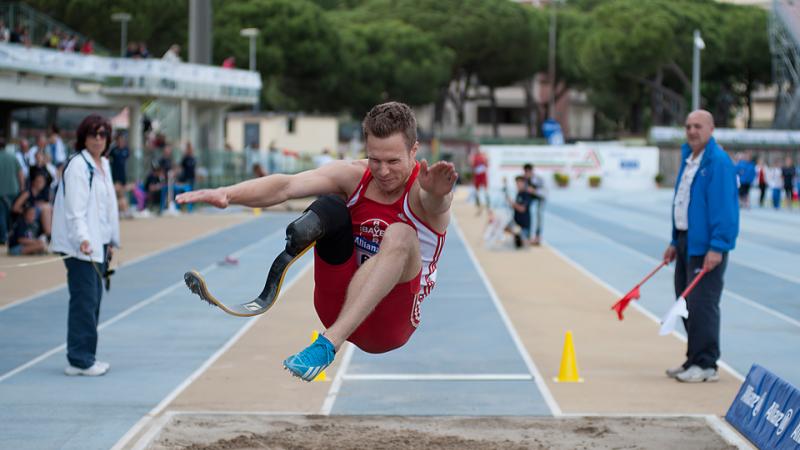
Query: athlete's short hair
362 102 417 150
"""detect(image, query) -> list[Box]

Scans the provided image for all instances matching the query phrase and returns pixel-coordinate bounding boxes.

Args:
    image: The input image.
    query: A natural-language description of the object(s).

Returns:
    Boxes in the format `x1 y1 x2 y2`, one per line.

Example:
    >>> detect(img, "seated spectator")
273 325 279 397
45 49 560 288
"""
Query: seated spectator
222 56 236 68
8 206 47 255
11 173 52 238
28 150 56 201
144 163 165 213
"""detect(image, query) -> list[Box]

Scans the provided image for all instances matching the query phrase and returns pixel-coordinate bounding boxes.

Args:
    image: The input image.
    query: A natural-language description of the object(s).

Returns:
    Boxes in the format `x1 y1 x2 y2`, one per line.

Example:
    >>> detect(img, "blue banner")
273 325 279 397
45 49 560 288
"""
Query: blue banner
725 364 800 449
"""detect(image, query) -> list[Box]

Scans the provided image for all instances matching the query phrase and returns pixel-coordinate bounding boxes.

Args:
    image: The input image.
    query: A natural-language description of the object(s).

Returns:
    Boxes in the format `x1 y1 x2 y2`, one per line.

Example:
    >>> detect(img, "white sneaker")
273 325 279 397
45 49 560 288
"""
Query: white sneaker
64 361 110 376
675 365 718 383
665 365 686 379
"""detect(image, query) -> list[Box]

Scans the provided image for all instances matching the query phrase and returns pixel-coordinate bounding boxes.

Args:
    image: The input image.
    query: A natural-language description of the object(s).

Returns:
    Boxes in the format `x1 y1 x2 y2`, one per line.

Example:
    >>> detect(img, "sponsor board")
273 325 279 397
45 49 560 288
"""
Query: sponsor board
725 364 800 449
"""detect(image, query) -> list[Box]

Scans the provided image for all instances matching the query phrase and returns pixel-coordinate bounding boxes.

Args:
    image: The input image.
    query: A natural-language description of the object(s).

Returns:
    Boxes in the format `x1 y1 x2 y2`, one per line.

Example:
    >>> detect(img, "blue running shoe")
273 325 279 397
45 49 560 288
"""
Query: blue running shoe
283 334 336 381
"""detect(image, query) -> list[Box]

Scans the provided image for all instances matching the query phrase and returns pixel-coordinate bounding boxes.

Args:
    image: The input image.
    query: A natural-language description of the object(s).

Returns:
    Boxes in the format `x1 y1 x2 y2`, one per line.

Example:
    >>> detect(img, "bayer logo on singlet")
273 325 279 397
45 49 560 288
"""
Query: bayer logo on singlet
355 218 388 265
359 218 388 242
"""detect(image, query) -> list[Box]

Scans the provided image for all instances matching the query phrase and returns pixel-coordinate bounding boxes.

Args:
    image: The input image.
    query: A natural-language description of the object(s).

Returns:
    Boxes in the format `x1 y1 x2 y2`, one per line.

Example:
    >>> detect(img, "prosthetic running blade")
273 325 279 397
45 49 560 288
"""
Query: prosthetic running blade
184 243 314 317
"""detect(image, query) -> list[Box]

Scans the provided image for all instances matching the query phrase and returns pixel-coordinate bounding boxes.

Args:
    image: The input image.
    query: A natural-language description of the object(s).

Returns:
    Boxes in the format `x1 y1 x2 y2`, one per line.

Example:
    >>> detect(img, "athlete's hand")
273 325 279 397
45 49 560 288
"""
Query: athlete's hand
419 159 458 197
176 188 229 209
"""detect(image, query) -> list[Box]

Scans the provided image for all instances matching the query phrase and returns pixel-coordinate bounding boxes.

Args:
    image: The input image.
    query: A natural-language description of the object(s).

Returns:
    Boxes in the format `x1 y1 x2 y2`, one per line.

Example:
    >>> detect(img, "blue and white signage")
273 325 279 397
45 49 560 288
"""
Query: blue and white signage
725 364 800 450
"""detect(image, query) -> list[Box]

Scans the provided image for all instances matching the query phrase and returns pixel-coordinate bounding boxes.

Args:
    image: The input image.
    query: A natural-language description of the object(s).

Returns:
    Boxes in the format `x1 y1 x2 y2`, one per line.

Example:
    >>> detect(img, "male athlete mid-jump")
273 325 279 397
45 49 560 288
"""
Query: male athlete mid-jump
177 102 457 381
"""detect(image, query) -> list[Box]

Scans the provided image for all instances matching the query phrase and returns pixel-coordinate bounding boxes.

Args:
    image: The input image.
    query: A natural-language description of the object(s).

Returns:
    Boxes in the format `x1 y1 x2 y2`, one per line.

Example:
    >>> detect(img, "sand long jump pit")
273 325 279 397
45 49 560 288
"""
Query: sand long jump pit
144 413 742 449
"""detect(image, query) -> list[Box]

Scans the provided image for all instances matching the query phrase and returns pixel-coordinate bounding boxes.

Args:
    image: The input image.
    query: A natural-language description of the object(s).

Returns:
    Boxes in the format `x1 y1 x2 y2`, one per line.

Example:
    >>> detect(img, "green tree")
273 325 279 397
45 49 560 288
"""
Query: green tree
24 0 187 57
474 4 547 137
335 20 453 117
214 0 343 112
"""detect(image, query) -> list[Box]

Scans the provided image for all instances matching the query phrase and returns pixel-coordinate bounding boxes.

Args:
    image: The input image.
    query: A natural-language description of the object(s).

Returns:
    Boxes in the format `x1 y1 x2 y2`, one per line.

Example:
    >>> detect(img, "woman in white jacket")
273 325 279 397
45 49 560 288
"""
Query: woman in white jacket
50 114 120 376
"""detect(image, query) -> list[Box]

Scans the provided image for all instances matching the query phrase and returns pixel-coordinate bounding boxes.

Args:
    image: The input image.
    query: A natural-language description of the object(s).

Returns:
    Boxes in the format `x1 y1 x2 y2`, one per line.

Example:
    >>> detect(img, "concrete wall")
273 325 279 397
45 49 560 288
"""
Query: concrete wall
226 113 338 154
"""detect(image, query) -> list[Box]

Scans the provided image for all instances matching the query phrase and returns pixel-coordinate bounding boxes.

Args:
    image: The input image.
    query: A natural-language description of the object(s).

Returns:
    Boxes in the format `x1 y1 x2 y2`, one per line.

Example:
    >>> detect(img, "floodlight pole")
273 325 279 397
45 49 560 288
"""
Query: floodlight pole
692 29 705 111
111 12 131 57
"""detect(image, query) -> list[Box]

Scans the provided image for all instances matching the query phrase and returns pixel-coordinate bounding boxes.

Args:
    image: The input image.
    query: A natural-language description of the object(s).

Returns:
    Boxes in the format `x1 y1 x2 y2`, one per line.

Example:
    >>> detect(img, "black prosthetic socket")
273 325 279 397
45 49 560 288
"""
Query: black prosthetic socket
296 194 352 265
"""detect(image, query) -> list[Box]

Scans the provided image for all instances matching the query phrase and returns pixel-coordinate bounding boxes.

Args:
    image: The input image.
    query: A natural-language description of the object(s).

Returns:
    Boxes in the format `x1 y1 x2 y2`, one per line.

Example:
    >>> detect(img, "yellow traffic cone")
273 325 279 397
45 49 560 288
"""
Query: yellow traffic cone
253 207 262 216
553 330 583 383
310 330 328 382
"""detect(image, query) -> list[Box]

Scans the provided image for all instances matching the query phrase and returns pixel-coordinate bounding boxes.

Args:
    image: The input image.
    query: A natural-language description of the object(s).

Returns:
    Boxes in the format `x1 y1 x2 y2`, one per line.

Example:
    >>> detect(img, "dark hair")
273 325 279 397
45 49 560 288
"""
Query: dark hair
515 175 525 182
75 114 112 155
523 163 533 171
362 101 417 149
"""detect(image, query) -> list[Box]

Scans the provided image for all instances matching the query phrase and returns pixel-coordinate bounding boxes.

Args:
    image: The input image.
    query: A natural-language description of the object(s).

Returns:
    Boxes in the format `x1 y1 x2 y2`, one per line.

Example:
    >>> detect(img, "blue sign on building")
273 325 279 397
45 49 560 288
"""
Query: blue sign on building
541 119 565 145
725 364 800 449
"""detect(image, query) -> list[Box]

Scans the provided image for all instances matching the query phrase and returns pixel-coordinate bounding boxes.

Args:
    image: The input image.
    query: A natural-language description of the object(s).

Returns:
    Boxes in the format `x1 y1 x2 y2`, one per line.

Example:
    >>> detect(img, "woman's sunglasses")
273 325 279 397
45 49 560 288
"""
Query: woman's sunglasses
91 130 109 139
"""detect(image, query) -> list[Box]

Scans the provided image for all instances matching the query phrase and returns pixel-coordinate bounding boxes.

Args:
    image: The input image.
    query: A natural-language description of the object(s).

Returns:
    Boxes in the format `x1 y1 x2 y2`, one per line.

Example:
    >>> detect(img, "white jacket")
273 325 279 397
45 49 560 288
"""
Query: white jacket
50 150 120 263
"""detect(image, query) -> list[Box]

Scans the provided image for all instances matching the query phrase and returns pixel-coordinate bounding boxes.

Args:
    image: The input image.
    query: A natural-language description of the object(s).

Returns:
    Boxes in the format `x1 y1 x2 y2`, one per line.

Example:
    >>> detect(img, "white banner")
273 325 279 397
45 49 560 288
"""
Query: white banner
0 42 261 90
482 144 659 192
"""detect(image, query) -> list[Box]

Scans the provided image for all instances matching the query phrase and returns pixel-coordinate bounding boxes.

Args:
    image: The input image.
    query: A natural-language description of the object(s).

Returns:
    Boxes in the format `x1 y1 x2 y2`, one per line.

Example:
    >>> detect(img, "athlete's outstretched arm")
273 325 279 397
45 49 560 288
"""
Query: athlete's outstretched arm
176 160 362 208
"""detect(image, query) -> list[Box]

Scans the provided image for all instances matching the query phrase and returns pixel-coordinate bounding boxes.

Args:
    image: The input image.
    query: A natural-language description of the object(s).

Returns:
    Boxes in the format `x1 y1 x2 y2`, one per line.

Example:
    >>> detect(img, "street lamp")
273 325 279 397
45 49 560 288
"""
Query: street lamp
547 0 562 120
691 29 705 111
240 27 260 111
111 12 131 57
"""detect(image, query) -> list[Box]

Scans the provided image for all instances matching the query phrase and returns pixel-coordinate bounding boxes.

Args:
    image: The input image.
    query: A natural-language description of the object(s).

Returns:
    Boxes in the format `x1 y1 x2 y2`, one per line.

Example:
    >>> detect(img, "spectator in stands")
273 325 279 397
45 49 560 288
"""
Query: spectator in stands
80 39 94 55
138 42 150 59
0 20 11 42
125 42 139 58
49 125 67 168
9 25 22 43
7 206 47 255
50 114 119 377
162 44 181 63
222 56 236 68
12 172 53 239
158 145 174 176
0 138 24 245
782 156 796 209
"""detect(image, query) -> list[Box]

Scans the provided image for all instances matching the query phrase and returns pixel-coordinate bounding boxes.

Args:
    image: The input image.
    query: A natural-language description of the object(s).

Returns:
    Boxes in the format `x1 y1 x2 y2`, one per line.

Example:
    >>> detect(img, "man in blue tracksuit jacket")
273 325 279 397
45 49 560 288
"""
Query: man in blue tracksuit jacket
662 110 739 383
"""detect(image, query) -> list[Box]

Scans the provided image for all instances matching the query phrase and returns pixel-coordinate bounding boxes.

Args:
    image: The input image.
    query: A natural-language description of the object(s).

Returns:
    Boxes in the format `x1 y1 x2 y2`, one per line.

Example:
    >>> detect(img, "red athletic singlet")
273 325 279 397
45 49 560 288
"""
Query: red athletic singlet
313 162 446 353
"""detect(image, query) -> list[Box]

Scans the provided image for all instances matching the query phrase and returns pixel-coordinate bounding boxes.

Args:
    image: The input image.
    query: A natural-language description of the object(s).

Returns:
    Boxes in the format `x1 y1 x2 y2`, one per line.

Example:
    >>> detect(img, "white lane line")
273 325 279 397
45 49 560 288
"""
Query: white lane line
319 343 355 415
452 216 563 416
543 222 745 383
548 212 800 332
114 261 313 450
0 228 283 384
0 213 264 313
343 374 533 381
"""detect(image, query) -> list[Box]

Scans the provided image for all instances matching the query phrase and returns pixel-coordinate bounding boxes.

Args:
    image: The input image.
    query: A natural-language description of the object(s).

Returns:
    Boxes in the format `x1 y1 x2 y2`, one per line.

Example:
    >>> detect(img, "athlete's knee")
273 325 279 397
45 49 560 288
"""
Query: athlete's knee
378 223 419 257
284 195 345 254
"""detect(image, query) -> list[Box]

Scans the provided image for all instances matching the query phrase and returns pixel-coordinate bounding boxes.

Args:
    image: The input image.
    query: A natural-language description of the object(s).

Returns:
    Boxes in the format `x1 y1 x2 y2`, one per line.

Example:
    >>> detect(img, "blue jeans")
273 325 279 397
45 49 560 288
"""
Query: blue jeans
65 246 107 369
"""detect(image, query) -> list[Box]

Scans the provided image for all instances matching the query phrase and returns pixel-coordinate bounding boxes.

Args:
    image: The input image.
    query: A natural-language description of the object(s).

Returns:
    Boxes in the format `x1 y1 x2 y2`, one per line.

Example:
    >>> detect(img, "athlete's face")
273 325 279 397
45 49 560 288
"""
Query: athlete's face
366 132 417 195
